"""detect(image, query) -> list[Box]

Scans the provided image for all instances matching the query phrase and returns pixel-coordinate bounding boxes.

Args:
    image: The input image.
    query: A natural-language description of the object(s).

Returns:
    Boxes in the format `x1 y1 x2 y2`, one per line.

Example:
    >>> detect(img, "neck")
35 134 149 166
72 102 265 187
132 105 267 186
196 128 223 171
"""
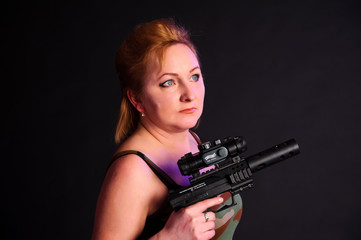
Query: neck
136 122 196 153
128 122 199 187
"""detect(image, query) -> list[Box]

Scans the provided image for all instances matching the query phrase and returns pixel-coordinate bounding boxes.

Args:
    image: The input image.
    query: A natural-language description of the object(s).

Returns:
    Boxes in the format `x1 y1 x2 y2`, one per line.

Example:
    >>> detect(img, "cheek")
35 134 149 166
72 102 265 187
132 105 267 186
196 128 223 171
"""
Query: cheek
198 84 206 101
144 94 174 112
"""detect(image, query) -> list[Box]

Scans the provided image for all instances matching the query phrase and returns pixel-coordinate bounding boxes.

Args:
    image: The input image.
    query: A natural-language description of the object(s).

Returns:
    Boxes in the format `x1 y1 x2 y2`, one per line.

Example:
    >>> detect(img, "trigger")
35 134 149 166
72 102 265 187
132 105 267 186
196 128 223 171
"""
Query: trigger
215 193 238 213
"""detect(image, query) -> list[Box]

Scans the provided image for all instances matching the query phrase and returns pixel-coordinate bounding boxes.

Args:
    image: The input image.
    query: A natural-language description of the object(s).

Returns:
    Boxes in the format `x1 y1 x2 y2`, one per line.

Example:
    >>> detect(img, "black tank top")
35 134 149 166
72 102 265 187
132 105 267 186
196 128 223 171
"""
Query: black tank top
108 150 181 239
108 132 202 239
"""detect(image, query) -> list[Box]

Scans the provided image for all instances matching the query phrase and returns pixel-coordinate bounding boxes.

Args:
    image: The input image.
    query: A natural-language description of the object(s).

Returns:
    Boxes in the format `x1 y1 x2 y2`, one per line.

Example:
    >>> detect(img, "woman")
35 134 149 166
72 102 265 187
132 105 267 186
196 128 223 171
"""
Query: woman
92 18 242 240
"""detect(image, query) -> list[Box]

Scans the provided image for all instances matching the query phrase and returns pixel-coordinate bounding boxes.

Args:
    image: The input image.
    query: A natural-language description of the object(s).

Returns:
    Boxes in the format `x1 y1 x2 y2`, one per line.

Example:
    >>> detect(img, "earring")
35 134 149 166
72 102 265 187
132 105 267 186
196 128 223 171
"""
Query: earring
141 112 145 117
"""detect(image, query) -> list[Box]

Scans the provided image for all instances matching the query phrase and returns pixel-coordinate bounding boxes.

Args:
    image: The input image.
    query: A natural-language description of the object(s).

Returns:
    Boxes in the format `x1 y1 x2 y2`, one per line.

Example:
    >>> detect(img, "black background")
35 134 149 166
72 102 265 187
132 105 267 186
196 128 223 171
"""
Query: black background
3 0 361 239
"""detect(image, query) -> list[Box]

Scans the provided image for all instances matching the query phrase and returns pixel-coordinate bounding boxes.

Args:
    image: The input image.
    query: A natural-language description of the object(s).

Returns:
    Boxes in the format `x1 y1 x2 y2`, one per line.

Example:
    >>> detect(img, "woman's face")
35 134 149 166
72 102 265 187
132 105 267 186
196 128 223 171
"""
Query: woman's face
139 43 205 133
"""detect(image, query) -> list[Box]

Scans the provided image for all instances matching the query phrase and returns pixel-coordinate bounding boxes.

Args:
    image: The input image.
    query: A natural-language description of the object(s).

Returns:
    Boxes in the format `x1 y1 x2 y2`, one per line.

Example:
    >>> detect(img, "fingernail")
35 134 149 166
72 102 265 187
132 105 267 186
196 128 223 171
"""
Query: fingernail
219 197 223 202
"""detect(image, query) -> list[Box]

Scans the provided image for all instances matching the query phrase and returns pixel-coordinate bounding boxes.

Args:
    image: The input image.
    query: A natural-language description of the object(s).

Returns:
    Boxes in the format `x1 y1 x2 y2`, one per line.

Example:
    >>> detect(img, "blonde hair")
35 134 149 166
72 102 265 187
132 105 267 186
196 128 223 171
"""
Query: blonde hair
114 18 199 144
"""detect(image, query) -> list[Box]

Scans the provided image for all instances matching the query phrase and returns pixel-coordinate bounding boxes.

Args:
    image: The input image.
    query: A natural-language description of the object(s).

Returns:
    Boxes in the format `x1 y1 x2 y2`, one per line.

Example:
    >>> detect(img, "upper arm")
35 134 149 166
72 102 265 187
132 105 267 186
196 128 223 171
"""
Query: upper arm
92 154 160 240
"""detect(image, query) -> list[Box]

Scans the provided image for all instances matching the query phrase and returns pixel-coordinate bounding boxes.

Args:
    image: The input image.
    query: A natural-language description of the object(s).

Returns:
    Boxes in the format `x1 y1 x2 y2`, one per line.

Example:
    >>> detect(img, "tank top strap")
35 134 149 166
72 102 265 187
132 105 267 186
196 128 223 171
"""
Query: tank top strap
109 150 179 190
190 130 202 144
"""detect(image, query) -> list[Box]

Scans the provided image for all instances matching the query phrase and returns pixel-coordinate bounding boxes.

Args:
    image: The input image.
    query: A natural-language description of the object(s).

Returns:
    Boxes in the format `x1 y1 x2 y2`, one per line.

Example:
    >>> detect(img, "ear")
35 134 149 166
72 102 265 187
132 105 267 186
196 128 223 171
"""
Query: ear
127 89 144 112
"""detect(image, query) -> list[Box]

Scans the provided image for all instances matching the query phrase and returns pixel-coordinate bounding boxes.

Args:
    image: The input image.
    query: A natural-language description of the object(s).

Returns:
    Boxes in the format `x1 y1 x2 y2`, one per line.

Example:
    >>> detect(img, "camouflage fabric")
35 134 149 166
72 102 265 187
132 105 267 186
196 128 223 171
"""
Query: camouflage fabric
211 192 243 240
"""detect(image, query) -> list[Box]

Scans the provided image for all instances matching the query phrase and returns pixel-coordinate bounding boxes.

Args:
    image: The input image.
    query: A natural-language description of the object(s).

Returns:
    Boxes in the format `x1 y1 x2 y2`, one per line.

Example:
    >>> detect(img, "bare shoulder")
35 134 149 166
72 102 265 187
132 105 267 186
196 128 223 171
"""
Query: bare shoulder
109 132 160 183
107 153 153 186
108 151 169 204
92 153 167 239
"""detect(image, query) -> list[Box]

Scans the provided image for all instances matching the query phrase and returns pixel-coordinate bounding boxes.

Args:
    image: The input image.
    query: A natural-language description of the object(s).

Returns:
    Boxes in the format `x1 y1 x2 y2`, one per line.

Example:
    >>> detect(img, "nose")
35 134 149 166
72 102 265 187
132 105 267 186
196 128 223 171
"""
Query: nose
180 81 195 102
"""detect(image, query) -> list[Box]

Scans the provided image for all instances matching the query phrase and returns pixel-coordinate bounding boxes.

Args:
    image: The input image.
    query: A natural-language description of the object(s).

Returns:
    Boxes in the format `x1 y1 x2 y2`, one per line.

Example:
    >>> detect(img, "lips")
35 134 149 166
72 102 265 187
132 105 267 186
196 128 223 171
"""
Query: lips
179 108 196 114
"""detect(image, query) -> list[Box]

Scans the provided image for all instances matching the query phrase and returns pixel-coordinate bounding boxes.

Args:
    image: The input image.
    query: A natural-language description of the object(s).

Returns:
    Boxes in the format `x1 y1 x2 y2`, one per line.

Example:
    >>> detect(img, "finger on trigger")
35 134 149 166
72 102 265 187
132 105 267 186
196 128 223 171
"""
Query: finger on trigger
198 196 224 212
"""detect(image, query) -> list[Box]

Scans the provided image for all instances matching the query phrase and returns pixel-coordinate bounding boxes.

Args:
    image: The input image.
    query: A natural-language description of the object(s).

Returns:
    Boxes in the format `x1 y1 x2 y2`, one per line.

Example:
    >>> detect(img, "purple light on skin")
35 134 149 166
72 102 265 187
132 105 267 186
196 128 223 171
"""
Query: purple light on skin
162 164 191 186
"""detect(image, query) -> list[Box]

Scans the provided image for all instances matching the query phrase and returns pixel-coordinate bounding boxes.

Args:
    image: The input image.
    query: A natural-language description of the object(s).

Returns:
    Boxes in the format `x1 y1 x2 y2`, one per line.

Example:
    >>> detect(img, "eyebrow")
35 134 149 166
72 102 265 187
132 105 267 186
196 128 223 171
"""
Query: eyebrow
157 66 200 80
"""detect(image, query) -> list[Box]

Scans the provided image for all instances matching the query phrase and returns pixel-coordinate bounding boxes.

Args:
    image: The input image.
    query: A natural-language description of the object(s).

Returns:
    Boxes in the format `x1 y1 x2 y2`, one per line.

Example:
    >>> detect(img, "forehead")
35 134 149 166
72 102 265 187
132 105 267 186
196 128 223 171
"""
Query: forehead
162 44 199 69
147 43 199 77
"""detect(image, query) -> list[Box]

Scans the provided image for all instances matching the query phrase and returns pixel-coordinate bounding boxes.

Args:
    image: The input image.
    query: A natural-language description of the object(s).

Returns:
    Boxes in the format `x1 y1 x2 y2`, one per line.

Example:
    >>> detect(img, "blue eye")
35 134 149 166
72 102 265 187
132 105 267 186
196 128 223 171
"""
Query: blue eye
160 80 174 87
191 74 200 81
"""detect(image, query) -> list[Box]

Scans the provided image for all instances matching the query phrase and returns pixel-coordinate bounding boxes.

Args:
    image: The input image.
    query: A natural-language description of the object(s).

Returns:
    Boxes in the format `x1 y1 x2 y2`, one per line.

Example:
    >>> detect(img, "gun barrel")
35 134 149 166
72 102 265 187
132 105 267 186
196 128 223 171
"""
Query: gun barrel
169 138 300 210
247 139 300 173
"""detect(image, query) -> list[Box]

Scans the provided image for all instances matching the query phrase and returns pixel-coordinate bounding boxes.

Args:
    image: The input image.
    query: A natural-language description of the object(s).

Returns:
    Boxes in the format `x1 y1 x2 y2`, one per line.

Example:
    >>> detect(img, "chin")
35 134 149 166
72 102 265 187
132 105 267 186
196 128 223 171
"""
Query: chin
174 119 199 131
167 114 201 131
